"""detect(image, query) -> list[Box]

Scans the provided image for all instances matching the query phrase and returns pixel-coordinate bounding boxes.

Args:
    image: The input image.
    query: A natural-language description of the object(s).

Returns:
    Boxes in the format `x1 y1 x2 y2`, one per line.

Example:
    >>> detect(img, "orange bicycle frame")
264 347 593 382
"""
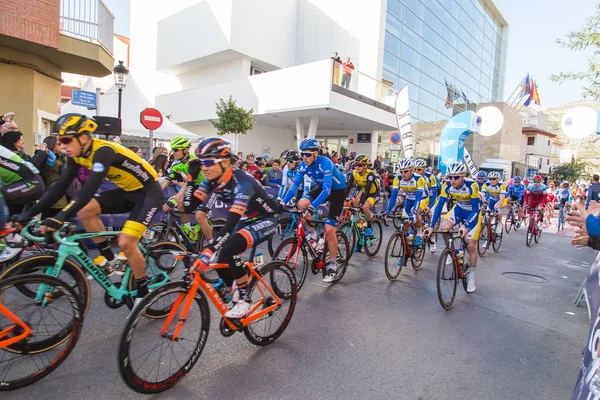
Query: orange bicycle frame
0 303 32 348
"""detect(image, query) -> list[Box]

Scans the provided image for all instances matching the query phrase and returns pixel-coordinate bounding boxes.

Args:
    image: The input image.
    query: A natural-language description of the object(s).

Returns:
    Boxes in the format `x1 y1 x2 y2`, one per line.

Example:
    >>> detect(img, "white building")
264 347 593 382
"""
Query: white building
129 0 507 160
521 110 549 131
521 126 556 176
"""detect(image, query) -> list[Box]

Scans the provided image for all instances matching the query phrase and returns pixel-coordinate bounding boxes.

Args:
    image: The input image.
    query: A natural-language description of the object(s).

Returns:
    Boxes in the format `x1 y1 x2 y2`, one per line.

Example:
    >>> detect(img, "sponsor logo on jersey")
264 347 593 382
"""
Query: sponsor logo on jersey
121 160 151 181
0 159 19 171
92 162 104 173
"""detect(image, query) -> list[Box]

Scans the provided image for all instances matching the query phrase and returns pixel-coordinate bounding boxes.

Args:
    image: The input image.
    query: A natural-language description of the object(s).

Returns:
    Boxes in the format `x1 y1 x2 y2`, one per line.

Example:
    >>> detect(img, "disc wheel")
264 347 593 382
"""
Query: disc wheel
384 231 404 281
272 237 308 292
364 219 383 258
0 275 83 391
118 281 210 394
436 248 458 310
243 261 297 346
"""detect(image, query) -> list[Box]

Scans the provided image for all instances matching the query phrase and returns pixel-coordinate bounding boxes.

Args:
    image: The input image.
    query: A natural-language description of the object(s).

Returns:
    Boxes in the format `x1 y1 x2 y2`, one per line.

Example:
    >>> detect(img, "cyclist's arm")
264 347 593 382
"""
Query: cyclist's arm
428 176 438 206
465 182 480 226
344 173 355 198
586 214 600 237
429 182 448 227
358 172 376 206
277 167 289 199
412 177 425 216
282 166 305 204
385 177 400 214
56 147 117 221
184 178 211 213
311 169 333 209
24 157 79 217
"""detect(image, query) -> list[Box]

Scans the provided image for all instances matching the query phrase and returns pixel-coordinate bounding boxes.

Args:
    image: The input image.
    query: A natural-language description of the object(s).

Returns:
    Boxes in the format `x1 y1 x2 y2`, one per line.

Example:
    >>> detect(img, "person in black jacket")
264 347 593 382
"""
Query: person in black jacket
587 174 600 209
0 130 45 170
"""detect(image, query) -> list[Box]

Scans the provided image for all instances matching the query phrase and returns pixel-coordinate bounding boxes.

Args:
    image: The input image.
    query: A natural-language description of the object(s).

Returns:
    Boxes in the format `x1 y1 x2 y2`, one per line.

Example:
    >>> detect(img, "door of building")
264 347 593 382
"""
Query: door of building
316 136 348 157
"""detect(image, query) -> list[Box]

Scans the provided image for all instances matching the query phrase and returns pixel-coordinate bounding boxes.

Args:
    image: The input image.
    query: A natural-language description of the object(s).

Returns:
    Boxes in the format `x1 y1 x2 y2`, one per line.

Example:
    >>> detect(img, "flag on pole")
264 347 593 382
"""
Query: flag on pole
520 74 531 98
444 79 454 109
533 82 541 105
460 90 470 104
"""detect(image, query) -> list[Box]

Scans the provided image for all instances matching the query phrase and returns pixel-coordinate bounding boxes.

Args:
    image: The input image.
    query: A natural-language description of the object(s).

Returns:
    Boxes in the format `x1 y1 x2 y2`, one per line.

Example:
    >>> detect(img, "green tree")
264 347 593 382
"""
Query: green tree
209 96 255 151
550 160 589 184
550 4 600 99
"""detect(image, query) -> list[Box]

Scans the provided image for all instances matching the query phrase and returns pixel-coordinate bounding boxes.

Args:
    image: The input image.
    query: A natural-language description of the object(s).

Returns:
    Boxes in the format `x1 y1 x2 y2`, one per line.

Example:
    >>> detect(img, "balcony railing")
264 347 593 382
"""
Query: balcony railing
331 60 397 109
60 0 114 54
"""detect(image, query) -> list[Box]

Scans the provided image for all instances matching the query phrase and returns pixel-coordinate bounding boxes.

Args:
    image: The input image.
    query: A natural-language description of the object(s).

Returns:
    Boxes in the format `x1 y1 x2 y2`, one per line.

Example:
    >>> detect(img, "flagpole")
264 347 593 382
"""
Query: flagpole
506 71 530 107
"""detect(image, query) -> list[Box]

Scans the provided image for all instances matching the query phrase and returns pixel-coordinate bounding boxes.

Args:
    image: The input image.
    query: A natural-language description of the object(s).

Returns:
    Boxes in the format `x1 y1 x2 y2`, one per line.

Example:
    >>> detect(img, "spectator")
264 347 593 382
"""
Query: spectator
341 57 355 88
374 156 383 170
566 201 600 249
237 151 244 160
254 160 265 182
587 174 600 209
151 146 169 160
128 145 144 159
331 52 342 85
331 151 339 164
240 161 249 172
247 154 258 175
264 159 283 188
38 136 68 219
0 130 44 169
0 121 18 135
149 153 169 177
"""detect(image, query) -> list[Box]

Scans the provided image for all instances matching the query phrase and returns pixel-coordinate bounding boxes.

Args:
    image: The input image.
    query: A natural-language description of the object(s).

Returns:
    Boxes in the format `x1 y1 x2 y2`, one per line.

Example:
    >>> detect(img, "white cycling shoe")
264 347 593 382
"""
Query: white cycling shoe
225 300 251 318
466 271 476 293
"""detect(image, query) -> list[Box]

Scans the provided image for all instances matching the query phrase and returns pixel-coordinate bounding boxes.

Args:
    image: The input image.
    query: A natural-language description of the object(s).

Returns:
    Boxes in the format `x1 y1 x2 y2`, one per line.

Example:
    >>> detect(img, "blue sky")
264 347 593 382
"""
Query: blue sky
103 0 596 108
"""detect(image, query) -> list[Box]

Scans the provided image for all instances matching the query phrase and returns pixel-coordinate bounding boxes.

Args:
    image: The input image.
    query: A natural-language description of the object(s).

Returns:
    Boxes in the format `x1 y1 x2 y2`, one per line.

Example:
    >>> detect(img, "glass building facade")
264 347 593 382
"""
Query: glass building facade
379 0 506 166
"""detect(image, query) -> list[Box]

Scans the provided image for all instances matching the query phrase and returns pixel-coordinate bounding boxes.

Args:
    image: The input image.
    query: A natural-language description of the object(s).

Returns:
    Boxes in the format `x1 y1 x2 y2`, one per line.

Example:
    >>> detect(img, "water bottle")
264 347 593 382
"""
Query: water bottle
212 278 232 303
455 248 464 264
316 238 325 253
406 232 414 244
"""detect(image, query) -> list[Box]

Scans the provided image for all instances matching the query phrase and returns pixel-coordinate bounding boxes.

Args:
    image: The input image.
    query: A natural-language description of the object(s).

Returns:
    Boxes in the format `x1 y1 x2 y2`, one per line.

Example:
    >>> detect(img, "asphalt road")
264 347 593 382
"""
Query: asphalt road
3 217 593 399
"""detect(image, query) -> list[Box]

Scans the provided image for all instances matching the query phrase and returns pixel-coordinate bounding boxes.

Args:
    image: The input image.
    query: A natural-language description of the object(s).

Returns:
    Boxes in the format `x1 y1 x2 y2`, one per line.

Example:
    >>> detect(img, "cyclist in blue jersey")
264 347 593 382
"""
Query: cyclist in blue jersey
506 176 525 227
557 181 574 207
277 150 301 201
281 138 346 283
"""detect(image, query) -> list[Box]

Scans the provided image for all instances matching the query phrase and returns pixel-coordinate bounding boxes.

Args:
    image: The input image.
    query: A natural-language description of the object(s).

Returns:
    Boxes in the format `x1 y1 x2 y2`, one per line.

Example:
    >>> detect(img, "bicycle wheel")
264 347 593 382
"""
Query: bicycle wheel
268 217 293 258
534 219 542 243
244 261 297 346
492 225 503 253
392 207 403 230
410 228 426 270
196 218 226 252
338 221 356 259
384 231 404 281
0 254 91 318
273 237 308 291
0 275 83 391
145 222 180 245
118 281 210 394
321 231 350 283
526 219 534 247
477 223 489 257
504 212 513 234
145 240 187 275
436 248 458 310
364 219 383 258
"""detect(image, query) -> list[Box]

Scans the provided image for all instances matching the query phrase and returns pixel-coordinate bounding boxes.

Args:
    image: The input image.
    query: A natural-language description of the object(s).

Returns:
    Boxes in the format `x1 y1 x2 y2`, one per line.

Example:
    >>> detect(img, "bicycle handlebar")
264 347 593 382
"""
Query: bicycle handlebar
21 220 45 243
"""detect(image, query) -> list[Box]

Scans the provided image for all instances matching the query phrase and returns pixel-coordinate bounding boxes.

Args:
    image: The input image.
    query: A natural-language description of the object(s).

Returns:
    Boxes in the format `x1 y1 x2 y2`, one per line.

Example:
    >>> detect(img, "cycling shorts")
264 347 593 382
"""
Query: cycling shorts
2 176 45 206
304 187 344 227
402 197 429 217
94 181 163 238
488 199 499 211
353 191 380 207
443 205 482 240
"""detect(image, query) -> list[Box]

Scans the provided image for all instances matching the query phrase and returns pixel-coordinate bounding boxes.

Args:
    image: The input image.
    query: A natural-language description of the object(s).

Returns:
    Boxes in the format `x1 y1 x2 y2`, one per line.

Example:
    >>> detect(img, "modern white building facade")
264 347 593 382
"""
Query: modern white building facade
130 0 508 161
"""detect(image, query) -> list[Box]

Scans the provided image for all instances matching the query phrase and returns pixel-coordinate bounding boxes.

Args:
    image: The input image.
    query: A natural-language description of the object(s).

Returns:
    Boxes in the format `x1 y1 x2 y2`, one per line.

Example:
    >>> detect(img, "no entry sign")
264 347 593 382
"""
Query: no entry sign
140 107 163 130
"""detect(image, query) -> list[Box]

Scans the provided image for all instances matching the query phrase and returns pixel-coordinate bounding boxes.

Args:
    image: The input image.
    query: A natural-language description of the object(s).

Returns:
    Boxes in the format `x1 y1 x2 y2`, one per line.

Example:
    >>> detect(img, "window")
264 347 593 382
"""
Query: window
386 12 402 38
388 0 404 19
547 139 550 146
527 136 535 146
402 26 422 52
383 50 400 73
403 9 423 36
547 159 549 165
385 31 401 55
402 42 422 68
251 66 265 75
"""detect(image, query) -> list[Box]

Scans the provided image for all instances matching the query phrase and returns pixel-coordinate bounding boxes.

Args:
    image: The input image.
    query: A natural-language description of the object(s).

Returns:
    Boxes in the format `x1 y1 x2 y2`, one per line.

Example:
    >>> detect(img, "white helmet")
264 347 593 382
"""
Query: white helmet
447 161 467 175
397 157 413 170
488 171 501 179
413 158 427 168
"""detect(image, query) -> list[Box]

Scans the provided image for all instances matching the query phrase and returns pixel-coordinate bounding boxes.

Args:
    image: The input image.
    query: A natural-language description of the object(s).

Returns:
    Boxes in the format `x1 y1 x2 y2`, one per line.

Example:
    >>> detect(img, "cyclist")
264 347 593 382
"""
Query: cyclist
424 161 481 293
525 175 547 225
17 113 162 308
506 176 525 227
482 171 506 232
557 181 573 215
384 157 427 247
0 144 45 215
345 154 380 230
475 171 489 203
161 136 200 239
281 138 347 283
277 150 301 202
184 137 279 318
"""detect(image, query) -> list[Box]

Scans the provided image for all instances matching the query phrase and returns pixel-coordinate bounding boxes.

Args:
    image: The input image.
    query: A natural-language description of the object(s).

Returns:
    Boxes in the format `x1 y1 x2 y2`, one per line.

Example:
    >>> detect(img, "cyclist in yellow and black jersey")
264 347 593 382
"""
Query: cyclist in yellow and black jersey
19 113 162 307
345 154 379 223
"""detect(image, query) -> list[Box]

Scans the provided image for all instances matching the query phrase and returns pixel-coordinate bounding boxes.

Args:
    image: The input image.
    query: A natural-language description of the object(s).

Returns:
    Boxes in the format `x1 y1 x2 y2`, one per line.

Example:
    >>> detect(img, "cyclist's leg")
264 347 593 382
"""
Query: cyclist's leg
298 187 321 238
323 189 345 280
464 210 481 268
3 176 45 215
361 196 376 222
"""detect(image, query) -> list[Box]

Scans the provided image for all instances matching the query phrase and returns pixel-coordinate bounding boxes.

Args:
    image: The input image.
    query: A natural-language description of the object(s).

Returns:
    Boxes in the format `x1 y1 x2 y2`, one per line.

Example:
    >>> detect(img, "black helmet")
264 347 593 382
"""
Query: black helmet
284 150 301 161
195 137 232 158
355 154 370 166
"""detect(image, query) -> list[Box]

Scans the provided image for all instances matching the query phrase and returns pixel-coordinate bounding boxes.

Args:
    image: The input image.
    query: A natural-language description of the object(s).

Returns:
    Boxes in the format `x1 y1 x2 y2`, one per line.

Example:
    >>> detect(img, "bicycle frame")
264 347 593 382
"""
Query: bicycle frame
165 259 282 339
343 206 377 248
527 208 542 235
442 233 469 280
0 304 32 348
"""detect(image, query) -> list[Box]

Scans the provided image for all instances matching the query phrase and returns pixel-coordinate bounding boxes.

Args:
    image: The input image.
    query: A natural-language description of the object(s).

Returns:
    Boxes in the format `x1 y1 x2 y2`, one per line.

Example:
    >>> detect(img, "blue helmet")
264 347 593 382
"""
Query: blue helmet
476 171 487 179
513 176 522 182
299 138 320 151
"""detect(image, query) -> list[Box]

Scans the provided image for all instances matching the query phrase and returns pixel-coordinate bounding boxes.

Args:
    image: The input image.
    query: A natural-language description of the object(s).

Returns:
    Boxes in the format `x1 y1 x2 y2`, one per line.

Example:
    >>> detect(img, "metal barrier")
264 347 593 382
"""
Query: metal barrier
59 0 114 54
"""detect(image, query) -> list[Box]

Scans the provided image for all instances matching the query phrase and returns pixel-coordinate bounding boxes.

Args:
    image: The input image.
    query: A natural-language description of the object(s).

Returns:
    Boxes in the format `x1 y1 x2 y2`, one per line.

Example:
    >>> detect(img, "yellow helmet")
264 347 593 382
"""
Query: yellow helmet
53 113 98 136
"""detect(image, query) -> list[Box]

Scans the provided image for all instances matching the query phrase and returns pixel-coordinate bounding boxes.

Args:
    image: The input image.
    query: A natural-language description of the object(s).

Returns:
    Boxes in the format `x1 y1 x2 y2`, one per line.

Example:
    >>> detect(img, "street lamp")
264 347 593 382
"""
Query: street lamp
113 60 129 119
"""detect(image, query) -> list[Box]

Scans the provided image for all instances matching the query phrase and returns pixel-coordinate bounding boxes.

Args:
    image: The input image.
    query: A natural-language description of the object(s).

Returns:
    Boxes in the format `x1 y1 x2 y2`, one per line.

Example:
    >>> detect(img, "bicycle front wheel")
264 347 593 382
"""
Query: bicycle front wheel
526 219 534 247
364 219 383 258
338 221 356 260
504 212 513 234
477 223 489 257
0 275 83 391
321 231 350 283
244 261 297 346
436 248 458 310
384 231 404 281
273 237 308 291
492 226 503 253
118 281 210 394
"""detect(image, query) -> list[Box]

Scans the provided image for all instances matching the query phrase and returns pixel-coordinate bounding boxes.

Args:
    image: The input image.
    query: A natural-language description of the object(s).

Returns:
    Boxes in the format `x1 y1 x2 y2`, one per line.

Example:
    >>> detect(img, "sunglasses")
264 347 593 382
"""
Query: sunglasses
415 168 424 171
198 158 224 167
400 169 411 174
477 177 486 180
490 178 498 181
58 136 75 145
448 175 462 180
301 152 315 158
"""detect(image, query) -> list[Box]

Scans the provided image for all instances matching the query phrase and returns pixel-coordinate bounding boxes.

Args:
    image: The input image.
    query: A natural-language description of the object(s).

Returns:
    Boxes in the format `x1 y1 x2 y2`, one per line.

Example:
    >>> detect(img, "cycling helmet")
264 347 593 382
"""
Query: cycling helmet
446 161 467 175
262 153 270 158
488 171 501 179
396 157 413 170
355 154 370 165
299 138 320 151
562 181 569 188
53 113 97 136
533 174 542 182
196 137 232 158
523 178 530 185
513 176 522 182
284 150 301 161
476 171 487 179
170 136 191 150
349 151 357 160
413 158 427 168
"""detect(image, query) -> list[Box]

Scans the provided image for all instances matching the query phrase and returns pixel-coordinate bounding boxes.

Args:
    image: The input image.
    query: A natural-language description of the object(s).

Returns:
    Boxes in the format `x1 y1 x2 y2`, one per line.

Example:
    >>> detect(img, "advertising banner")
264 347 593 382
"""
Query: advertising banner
438 111 480 176
395 85 413 158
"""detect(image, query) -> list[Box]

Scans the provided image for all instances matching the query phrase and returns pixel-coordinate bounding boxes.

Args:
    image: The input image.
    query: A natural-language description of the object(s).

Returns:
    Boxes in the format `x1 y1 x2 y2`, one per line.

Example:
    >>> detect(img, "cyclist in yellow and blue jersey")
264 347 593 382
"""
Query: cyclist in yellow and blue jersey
413 158 439 210
345 154 379 228
385 157 427 246
481 171 506 213
424 161 481 293
475 171 490 203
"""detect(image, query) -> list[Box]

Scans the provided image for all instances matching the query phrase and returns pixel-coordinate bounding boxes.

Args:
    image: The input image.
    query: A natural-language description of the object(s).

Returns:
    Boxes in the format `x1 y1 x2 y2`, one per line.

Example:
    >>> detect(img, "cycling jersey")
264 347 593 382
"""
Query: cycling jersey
557 189 573 204
346 168 379 206
166 154 204 184
0 145 39 184
475 179 489 192
282 155 346 209
482 182 507 202
385 172 426 217
277 165 298 199
506 183 525 202
423 170 440 205
430 178 480 229
27 139 160 236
